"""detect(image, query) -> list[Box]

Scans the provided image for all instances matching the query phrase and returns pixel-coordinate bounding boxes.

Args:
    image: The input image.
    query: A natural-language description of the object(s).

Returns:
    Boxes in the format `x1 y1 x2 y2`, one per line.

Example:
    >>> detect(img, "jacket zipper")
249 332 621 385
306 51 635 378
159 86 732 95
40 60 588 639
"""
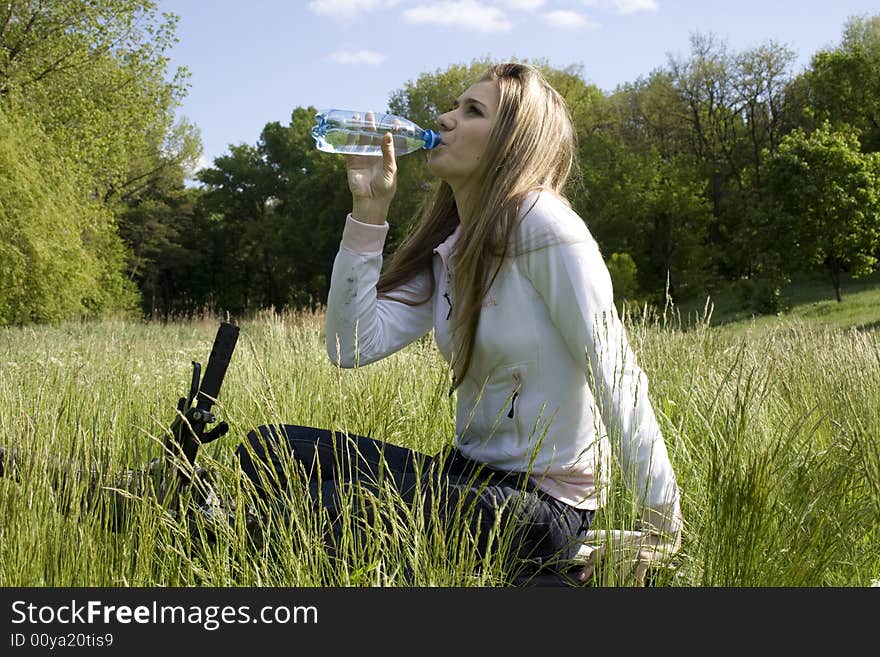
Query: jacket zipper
507 392 519 419
507 371 523 419
443 265 453 320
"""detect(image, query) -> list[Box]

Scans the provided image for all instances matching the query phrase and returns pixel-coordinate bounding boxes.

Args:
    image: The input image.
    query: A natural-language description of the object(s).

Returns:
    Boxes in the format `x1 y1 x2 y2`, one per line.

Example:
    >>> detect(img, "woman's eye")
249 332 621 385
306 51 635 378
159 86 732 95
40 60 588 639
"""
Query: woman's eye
447 102 481 116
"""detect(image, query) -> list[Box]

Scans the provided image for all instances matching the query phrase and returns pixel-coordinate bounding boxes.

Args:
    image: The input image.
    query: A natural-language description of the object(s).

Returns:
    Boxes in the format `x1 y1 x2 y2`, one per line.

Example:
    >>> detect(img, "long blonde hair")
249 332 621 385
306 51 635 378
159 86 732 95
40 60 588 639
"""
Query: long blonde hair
377 62 577 390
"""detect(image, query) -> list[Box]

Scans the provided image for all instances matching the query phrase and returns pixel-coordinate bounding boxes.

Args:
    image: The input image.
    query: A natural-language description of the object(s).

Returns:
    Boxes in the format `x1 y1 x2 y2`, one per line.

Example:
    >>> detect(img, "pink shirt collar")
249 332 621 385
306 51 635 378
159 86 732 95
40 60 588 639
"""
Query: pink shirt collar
433 224 461 264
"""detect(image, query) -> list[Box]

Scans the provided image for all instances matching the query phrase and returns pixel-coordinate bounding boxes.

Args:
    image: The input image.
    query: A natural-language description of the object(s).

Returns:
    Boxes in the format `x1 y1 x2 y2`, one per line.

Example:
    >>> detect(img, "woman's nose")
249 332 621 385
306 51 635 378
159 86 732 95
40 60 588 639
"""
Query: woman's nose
436 112 453 131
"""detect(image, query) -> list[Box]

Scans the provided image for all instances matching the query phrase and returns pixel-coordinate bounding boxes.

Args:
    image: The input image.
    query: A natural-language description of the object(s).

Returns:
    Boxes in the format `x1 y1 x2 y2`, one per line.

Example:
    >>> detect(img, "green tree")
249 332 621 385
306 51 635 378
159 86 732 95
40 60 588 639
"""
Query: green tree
0 0 198 323
606 252 640 310
117 183 216 319
0 109 138 325
733 41 798 186
763 122 880 301
807 14 880 153
264 108 357 309
196 143 279 313
0 0 194 199
580 72 712 301
667 33 801 283
581 134 712 301
194 107 355 314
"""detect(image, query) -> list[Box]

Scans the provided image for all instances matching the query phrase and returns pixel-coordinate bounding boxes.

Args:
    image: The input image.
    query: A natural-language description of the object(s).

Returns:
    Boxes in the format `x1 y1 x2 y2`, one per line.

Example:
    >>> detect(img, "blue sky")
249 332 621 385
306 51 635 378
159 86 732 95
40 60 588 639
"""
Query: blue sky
155 0 880 170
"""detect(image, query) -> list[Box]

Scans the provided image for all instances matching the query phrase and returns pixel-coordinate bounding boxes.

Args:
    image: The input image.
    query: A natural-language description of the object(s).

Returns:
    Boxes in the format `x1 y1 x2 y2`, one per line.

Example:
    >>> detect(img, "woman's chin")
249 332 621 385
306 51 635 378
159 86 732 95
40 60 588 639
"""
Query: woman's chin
426 157 443 176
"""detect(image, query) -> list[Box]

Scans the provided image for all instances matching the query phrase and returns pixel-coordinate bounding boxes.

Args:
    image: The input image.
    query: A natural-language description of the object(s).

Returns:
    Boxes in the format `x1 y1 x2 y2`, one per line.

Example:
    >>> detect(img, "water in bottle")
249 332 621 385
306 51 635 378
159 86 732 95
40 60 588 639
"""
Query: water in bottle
311 109 440 156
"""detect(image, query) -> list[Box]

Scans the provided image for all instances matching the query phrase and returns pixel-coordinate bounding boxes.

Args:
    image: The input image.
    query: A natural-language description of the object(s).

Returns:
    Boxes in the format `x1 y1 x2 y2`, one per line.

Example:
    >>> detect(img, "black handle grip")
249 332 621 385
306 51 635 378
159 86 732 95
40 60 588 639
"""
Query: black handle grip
195 322 239 411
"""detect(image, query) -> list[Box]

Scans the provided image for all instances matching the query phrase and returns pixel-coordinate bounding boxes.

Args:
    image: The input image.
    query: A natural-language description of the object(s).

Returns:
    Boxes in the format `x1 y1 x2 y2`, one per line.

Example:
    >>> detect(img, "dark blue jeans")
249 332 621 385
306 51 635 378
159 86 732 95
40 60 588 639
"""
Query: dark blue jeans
235 425 593 570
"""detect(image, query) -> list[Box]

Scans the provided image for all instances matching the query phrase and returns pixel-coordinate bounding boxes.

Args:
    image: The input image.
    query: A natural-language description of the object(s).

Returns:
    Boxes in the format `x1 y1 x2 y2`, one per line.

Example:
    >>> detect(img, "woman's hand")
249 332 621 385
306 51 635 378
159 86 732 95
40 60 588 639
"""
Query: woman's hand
576 529 681 587
345 112 398 225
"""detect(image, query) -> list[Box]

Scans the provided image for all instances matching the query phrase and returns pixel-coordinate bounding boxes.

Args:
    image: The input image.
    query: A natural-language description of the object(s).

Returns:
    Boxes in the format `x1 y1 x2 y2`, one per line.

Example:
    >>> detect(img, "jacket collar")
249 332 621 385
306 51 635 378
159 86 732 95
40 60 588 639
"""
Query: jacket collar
432 224 461 266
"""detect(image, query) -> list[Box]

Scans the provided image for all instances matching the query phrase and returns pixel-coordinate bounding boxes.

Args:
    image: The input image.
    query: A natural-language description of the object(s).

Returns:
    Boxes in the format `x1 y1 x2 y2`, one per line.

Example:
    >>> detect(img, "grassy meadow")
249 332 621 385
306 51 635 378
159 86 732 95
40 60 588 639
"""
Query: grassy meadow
1 289 879 587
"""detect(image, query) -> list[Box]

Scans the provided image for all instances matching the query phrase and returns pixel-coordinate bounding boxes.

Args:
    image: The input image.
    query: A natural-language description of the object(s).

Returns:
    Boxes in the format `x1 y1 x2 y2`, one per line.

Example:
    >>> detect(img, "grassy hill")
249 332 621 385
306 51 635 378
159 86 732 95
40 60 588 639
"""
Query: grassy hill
670 269 880 334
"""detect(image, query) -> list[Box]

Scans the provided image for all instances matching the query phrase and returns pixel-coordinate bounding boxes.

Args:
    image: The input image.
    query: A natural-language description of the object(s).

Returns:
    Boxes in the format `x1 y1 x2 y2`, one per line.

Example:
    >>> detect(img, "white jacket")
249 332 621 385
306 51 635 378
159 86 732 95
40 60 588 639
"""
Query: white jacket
326 191 681 536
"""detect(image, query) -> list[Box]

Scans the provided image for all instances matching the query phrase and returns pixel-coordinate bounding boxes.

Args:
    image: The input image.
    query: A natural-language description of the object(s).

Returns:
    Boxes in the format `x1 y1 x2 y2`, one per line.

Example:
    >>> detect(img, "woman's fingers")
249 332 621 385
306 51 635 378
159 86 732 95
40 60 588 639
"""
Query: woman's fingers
381 132 397 179
360 111 376 149
346 111 376 152
343 112 397 220
344 112 373 175
345 112 362 151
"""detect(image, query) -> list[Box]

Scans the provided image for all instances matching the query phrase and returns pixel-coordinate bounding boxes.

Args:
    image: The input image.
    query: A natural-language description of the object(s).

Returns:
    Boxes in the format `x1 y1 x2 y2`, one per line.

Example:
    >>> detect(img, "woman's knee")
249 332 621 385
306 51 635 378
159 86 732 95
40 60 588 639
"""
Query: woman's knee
235 424 328 494
236 425 293 462
235 426 284 493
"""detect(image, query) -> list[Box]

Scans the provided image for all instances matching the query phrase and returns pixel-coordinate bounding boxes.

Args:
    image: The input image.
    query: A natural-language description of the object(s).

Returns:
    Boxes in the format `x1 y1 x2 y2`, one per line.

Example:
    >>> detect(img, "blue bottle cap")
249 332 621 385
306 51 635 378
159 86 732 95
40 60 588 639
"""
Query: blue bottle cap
422 130 441 150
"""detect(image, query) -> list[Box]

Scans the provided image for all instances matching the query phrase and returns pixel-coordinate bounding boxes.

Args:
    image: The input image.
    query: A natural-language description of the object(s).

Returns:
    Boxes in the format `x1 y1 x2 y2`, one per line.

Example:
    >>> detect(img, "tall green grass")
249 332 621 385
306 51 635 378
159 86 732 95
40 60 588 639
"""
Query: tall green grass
1 309 877 586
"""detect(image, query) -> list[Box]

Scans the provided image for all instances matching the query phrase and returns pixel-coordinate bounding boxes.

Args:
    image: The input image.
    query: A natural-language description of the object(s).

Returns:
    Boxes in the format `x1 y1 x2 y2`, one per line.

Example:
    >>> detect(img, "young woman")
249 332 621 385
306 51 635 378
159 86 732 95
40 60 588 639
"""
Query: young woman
236 62 682 581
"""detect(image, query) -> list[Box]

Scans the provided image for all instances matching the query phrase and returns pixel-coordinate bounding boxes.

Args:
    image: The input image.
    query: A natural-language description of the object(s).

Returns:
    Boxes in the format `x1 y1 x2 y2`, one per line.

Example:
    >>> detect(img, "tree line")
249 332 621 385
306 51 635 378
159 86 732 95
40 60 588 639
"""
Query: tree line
1 0 198 325
1 3 879 325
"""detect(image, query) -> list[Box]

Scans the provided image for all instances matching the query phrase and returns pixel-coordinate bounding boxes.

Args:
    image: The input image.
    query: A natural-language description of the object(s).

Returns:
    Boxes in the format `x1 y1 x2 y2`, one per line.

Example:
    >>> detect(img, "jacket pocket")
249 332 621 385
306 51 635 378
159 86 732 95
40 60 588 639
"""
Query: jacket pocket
475 360 534 441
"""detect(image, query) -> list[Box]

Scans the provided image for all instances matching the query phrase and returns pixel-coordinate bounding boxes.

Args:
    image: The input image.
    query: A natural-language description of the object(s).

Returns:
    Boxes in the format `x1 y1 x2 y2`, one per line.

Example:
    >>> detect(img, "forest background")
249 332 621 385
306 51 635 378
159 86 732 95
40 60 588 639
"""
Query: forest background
2 1 879 326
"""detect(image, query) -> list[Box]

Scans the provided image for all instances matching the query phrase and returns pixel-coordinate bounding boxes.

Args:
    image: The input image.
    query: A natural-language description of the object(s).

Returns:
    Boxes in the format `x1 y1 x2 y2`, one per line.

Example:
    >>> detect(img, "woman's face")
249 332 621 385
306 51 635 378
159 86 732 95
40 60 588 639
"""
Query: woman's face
427 79 500 189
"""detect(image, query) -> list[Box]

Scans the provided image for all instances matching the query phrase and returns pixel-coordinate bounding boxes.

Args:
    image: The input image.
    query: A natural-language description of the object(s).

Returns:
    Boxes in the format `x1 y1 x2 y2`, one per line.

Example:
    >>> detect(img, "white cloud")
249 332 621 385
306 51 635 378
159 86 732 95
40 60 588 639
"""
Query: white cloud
403 1 513 33
496 0 546 10
308 0 404 17
582 0 658 13
326 49 387 65
612 0 658 13
543 10 599 30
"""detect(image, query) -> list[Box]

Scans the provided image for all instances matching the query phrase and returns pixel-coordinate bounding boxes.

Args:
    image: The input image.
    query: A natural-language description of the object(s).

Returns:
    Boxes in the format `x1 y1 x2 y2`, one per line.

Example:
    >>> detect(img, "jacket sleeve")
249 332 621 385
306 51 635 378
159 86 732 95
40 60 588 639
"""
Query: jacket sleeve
518 212 682 537
325 214 434 368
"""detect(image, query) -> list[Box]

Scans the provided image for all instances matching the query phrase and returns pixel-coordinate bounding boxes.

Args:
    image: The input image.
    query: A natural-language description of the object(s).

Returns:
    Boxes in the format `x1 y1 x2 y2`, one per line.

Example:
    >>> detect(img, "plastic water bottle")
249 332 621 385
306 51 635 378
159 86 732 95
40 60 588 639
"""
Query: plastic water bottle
311 109 440 156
